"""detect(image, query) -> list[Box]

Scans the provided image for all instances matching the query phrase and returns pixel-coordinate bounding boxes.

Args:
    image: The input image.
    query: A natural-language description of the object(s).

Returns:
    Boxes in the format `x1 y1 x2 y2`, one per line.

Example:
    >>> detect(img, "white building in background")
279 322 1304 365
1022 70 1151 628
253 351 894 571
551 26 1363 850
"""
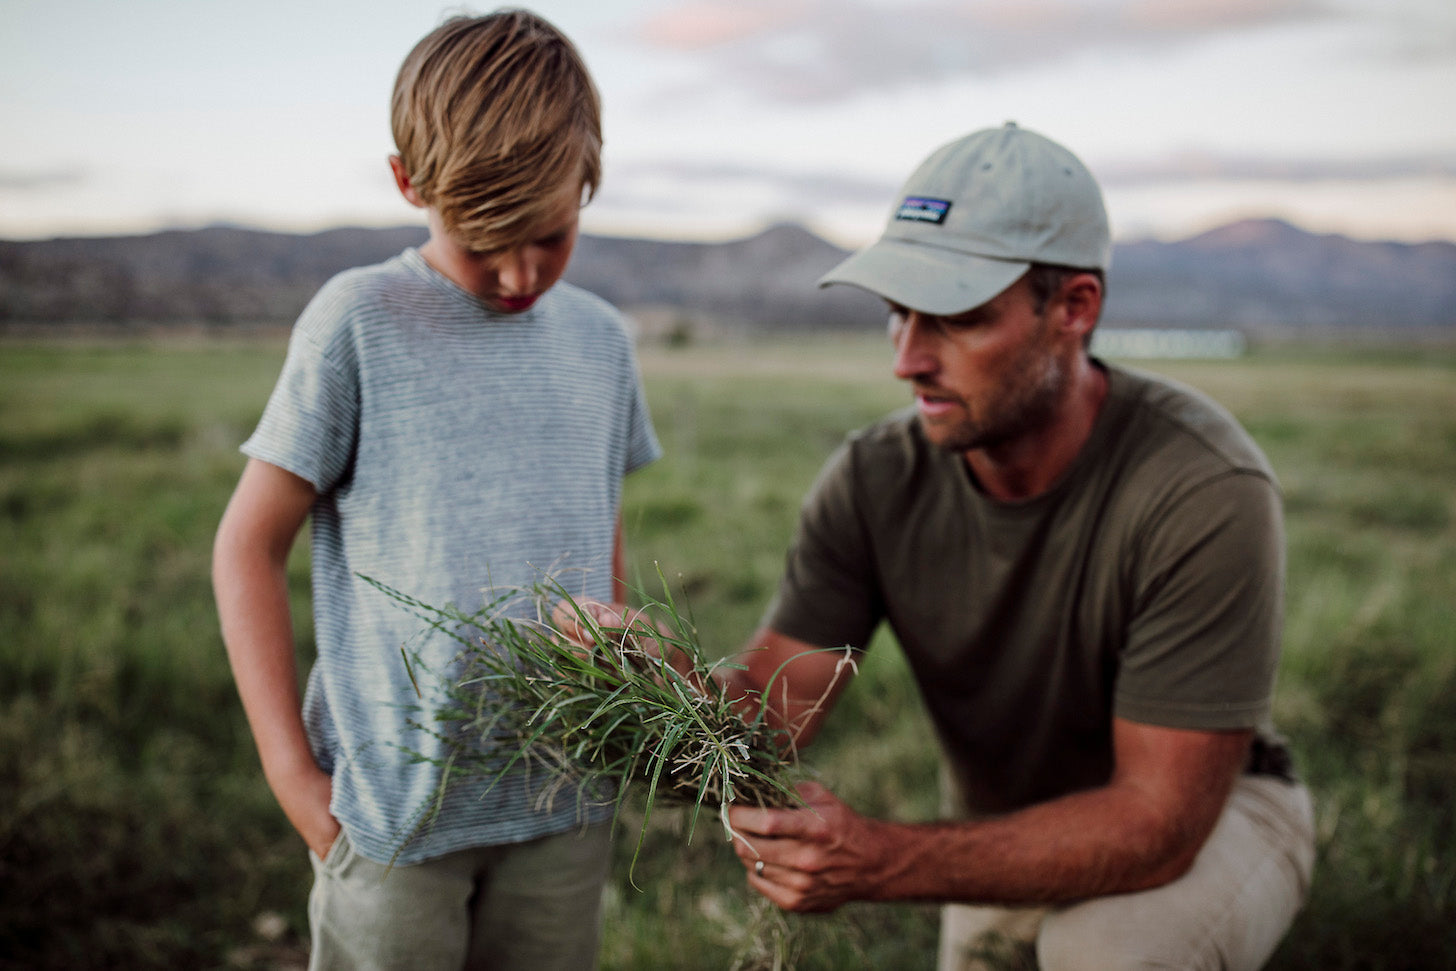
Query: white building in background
1092 329 1247 359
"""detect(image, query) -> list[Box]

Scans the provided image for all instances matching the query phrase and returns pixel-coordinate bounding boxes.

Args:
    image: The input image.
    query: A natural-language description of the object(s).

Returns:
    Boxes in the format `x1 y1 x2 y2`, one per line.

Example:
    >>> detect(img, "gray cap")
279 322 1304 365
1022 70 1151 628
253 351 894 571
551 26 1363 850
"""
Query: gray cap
819 122 1110 315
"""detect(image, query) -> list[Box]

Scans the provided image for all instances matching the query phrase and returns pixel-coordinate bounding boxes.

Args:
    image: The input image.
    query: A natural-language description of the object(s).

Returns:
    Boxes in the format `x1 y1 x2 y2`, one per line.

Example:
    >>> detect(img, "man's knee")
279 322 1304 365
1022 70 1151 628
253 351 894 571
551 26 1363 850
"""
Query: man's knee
1036 778 1315 971
1036 903 1189 971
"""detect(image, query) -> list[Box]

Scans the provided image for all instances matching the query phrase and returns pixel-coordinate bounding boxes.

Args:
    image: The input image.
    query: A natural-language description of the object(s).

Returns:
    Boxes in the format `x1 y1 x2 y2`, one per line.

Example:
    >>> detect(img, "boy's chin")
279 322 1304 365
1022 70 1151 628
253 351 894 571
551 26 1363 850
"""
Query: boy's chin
490 294 540 314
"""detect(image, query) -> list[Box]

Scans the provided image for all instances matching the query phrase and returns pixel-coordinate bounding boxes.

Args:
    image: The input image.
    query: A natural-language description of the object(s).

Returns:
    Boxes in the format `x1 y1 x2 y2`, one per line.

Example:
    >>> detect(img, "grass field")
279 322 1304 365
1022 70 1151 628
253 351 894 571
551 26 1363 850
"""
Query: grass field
1 335 1453 969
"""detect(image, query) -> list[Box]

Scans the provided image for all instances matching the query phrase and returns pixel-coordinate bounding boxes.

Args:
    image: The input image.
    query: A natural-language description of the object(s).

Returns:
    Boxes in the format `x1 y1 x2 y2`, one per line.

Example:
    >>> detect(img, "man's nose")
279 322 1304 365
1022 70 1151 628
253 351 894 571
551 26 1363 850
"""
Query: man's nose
892 312 939 381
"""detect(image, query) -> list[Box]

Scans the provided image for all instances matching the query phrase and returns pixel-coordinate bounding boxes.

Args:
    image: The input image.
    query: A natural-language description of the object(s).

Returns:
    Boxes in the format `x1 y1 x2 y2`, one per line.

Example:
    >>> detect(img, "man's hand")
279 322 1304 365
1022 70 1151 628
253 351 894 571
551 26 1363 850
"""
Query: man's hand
733 722 1253 911
729 781 893 913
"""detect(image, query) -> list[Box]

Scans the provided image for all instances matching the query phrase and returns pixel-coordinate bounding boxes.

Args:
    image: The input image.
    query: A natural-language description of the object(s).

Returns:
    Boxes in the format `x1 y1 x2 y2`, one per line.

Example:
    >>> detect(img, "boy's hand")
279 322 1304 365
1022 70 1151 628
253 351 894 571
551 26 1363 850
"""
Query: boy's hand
273 760 340 860
550 599 630 656
550 599 686 685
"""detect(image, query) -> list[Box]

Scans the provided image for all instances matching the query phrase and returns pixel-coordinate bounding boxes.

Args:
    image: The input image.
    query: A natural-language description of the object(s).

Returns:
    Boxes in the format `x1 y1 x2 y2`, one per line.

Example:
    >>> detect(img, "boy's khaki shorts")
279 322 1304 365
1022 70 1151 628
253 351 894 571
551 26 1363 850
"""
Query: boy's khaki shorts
306 822 613 971
939 775 1315 971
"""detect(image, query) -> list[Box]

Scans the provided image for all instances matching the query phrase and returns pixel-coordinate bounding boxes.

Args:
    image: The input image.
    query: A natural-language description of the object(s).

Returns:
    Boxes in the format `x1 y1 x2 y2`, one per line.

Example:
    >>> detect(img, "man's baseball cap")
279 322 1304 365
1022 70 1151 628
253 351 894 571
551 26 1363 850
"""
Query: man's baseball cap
819 122 1110 315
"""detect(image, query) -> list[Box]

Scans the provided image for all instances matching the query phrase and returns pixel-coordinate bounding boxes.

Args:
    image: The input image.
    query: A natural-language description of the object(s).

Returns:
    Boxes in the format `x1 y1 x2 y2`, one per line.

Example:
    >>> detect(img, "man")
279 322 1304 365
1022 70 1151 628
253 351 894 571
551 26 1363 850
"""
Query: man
718 123 1316 969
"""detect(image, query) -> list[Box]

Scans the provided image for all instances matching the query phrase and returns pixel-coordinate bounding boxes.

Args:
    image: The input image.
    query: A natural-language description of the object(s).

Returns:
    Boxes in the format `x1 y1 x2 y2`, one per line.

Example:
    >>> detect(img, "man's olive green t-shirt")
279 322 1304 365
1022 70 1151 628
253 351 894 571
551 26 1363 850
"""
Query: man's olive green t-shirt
764 364 1284 814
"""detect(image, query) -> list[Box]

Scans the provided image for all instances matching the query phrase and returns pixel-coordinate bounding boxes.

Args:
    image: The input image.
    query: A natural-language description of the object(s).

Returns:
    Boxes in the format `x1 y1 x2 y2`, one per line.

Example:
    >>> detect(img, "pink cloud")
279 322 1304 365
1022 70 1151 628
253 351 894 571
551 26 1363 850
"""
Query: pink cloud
629 0 1341 104
639 0 814 51
1121 0 1329 32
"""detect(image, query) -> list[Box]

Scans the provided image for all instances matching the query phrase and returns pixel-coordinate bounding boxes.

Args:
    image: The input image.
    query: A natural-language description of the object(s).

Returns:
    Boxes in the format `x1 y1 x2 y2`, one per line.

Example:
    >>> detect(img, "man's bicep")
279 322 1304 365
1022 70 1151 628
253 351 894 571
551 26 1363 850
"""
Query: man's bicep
1113 718 1251 791
1117 473 1283 729
1111 717 1251 862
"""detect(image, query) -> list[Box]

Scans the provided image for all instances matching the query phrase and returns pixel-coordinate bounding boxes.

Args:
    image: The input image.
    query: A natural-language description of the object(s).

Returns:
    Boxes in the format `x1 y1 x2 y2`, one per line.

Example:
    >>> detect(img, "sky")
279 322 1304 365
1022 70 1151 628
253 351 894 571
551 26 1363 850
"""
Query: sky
3 0 1454 248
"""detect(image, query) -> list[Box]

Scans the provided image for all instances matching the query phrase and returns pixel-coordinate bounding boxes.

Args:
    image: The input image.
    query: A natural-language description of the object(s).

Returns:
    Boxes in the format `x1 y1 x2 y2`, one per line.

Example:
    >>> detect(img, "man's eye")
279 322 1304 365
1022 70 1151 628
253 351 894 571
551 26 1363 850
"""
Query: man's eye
939 312 986 333
887 310 908 339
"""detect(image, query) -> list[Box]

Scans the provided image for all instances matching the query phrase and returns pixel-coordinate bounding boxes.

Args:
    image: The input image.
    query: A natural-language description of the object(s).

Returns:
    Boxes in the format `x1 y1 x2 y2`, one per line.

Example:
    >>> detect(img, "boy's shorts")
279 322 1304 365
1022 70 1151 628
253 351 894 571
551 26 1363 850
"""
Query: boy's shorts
307 821 613 971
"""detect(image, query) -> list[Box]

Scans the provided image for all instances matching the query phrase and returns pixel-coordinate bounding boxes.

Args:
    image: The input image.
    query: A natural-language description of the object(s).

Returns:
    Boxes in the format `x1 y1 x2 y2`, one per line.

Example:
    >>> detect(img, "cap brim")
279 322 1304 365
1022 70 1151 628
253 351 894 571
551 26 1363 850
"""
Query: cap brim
818 238 1029 316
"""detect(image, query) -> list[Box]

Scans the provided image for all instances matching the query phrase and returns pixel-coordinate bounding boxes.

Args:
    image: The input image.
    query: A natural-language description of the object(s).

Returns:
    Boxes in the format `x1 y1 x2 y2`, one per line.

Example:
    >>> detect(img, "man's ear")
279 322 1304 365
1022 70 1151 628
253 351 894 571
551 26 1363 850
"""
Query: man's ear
1060 273 1103 343
389 155 424 208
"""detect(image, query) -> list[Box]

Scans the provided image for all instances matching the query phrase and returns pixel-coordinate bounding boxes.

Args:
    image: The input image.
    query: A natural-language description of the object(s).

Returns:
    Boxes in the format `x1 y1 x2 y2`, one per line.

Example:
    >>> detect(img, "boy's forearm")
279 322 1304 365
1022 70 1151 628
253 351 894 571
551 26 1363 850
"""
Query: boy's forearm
213 535 315 778
214 526 340 855
212 459 321 781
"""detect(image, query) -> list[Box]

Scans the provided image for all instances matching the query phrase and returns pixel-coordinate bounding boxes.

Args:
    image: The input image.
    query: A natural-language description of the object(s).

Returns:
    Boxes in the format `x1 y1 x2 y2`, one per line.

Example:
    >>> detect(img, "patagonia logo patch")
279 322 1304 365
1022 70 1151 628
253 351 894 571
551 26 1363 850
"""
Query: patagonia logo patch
895 196 952 224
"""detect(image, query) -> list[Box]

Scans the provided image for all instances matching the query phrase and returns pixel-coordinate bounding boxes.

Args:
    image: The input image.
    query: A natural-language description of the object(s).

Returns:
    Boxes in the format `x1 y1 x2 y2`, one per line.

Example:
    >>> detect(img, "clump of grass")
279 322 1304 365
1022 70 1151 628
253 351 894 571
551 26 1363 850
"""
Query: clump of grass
362 572 845 869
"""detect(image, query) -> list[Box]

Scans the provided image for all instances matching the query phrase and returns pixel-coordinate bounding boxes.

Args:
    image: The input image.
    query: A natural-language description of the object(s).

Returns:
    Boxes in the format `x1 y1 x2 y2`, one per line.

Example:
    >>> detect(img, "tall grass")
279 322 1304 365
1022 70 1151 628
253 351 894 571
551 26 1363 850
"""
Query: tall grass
1 337 1452 968
362 573 814 860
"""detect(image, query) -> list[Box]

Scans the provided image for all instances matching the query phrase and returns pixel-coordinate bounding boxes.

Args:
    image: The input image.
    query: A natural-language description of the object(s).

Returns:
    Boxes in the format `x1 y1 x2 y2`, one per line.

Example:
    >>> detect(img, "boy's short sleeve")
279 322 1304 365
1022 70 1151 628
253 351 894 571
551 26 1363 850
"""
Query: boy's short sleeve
625 364 662 476
242 309 360 494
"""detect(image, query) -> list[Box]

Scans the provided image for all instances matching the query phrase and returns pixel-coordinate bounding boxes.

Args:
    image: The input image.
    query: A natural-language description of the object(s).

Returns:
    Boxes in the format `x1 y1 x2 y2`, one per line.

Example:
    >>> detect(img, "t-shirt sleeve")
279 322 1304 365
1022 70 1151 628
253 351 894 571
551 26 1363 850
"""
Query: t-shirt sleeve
1114 471 1284 730
241 308 359 494
623 363 661 476
761 441 882 650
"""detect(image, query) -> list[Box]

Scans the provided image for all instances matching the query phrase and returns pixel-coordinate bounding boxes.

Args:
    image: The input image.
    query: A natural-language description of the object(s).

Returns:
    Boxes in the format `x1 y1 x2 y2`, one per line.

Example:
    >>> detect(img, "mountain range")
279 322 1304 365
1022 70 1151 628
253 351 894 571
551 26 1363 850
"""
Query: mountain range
2 219 1452 341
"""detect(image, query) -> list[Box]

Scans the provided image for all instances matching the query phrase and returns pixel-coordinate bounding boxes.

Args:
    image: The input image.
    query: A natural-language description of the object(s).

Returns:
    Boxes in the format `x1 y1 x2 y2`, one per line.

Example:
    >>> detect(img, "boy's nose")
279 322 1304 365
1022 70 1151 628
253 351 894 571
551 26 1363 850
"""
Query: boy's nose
497 249 540 295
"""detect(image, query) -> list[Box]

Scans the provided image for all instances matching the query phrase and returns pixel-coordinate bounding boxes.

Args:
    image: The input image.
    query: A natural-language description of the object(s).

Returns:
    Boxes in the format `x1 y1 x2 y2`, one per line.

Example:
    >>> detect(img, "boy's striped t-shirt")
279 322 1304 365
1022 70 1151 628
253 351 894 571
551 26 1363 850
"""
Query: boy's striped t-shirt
243 249 661 865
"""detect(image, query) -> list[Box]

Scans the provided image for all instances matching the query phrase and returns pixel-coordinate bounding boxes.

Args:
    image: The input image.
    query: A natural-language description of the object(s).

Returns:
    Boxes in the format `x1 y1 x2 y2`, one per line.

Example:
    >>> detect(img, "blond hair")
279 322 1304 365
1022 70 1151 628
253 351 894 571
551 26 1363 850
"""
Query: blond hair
391 9 602 251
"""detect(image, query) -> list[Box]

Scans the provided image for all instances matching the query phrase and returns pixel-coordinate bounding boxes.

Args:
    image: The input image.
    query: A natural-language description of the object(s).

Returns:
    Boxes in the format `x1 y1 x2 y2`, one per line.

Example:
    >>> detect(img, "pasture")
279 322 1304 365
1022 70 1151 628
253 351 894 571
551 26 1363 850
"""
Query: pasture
1 336 1453 969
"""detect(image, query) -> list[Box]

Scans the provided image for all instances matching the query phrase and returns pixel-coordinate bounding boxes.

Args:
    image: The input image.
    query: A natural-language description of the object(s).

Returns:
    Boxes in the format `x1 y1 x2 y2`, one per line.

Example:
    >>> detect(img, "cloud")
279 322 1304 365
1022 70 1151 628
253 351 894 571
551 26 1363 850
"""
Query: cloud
1353 2 1456 63
596 150 1456 231
638 0 815 49
1095 150 1456 185
608 158 895 208
1120 0 1325 32
631 0 1340 103
0 168 87 192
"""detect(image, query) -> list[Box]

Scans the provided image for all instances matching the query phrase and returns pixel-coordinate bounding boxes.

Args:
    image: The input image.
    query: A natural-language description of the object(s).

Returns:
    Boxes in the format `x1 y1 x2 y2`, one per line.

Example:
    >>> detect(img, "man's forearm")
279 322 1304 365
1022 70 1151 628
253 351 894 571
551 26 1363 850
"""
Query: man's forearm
725 629 858 747
733 723 1249 913
861 784 1204 906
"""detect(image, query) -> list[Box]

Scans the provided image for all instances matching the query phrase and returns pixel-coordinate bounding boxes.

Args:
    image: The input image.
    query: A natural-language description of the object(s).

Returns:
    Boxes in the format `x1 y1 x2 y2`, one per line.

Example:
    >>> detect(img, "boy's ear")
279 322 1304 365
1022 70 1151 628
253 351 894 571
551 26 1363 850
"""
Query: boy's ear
389 155 424 208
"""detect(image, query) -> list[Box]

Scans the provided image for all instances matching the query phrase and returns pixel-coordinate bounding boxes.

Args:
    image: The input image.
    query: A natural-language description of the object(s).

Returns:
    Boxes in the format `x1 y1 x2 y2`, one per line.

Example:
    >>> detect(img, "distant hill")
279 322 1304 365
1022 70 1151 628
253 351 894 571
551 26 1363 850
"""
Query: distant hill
1110 219 1456 338
0 225 430 327
567 223 885 336
2 218 1452 340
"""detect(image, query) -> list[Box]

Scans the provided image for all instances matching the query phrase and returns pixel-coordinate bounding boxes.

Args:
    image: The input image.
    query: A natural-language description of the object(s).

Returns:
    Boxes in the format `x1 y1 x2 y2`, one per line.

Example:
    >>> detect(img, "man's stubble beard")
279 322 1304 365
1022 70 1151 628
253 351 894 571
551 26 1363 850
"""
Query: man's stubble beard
923 319 1068 455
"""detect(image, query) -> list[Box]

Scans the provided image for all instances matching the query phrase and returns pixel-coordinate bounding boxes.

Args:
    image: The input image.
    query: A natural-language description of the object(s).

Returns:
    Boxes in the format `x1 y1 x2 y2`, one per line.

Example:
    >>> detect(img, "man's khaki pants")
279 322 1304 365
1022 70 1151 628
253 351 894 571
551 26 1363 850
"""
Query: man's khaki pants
938 775 1315 971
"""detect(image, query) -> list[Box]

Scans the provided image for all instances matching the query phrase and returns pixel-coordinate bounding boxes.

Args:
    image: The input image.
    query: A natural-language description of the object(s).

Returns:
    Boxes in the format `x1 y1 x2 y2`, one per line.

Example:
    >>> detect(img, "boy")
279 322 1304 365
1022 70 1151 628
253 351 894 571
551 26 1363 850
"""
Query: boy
212 10 660 970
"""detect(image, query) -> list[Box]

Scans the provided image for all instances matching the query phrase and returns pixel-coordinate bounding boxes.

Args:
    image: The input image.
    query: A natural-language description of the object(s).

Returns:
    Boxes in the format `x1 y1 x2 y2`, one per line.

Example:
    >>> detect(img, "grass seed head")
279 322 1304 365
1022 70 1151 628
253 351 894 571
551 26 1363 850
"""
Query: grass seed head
363 572 805 865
